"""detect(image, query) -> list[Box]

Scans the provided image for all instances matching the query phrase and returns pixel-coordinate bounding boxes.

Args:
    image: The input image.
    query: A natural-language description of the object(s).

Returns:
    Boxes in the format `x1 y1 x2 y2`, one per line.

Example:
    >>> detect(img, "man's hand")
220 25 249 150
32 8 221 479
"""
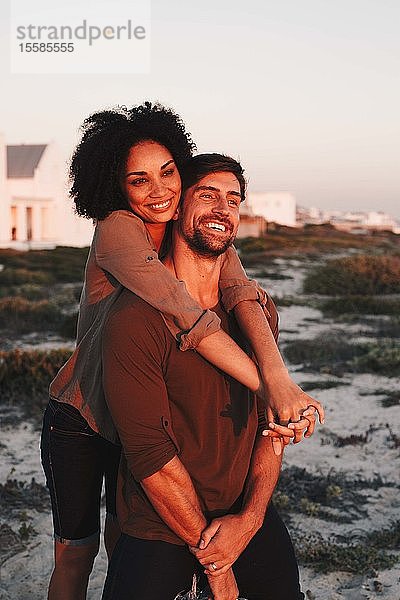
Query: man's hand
262 369 324 429
190 513 257 575
207 567 238 600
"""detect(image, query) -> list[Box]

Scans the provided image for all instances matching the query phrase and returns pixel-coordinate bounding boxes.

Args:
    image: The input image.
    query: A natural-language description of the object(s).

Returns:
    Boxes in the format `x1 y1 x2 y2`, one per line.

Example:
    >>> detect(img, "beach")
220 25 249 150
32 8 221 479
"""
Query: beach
0 252 399 599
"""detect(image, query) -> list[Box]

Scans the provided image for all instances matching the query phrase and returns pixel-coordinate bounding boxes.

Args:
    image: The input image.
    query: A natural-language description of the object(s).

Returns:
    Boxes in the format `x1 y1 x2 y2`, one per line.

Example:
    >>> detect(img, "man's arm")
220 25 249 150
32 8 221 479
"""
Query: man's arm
141 455 207 547
141 455 239 600
190 433 282 575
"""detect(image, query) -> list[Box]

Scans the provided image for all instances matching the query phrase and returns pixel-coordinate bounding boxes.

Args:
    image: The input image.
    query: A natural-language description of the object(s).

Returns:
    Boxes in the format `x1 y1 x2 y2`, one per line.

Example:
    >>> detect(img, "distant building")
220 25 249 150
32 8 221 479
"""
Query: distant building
237 213 266 238
245 192 296 227
0 135 93 249
297 204 399 233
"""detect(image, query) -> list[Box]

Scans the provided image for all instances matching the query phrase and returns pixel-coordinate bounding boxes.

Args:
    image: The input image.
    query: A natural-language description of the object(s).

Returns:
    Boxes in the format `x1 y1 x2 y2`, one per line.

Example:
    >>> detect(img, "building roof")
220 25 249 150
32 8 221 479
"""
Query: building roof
7 144 47 178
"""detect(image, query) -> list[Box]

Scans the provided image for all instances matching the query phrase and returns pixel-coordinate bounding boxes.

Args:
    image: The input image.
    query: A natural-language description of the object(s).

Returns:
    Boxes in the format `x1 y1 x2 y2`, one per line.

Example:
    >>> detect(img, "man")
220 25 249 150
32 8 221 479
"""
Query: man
102 154 307 600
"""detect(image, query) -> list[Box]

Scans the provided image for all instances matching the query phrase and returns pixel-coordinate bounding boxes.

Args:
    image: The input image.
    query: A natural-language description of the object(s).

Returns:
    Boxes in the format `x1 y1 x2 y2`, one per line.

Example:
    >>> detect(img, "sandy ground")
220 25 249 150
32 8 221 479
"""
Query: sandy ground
0 258 399 599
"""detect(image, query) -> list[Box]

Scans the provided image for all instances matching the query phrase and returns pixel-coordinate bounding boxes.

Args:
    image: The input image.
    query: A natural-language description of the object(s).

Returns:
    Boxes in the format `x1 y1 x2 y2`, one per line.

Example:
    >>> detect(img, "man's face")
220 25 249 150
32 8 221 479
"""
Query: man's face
178 171 241 257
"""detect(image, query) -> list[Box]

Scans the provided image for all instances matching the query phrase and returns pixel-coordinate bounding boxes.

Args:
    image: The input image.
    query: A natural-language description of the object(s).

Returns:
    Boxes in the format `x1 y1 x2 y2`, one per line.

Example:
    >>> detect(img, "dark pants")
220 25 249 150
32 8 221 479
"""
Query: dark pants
102 503 304 600
41 398 121 544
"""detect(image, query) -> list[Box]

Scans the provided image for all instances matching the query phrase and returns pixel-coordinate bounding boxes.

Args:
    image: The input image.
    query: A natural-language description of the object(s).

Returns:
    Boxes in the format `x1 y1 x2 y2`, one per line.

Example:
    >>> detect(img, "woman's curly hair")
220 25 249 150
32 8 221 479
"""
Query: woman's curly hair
70 102 197 220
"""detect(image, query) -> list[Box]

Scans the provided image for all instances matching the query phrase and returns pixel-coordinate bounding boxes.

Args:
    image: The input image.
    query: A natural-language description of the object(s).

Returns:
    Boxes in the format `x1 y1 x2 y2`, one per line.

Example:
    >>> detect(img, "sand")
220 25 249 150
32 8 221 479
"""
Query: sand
0 257 399 599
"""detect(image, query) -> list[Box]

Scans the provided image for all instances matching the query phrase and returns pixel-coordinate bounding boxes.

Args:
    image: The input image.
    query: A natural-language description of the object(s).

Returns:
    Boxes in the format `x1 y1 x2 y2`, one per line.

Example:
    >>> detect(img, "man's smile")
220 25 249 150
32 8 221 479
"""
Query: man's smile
206 222 226 232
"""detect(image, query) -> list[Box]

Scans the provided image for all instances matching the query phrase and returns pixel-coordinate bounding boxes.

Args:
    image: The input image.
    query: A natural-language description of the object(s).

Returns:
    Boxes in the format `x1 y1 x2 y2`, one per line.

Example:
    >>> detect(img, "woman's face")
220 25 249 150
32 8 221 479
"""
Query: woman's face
122 141 182 224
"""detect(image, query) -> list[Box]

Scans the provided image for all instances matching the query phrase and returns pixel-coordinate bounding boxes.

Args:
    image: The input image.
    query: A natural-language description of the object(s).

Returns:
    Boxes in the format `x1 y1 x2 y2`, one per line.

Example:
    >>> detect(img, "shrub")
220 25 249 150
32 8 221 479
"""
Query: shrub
0 348 72 419
282 334 368 369
0 297 62 333
334 315 400 339
350 342 400 377
320 296 400 316
0 284 49 300
0 268 51 285
283 335 400 377
303 254 400 295
0 246 89 283
299 380 350 391
58 313 78 339
294 533 398 574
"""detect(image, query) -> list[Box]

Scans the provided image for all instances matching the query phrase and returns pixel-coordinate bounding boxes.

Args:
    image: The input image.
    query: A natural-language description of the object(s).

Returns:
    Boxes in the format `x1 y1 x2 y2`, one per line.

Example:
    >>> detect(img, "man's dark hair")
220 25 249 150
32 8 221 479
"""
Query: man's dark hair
181 153 246 202
70 102 196 220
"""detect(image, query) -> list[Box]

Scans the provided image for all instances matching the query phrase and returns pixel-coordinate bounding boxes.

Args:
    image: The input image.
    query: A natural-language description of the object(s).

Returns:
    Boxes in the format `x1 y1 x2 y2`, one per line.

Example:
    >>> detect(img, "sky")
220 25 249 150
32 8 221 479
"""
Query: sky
1 0 400 218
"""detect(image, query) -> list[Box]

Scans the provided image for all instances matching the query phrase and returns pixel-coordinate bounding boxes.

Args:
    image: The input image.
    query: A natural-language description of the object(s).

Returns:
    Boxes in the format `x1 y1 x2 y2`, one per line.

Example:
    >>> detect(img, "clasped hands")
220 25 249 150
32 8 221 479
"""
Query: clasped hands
258 369 325 455
189 514 254 600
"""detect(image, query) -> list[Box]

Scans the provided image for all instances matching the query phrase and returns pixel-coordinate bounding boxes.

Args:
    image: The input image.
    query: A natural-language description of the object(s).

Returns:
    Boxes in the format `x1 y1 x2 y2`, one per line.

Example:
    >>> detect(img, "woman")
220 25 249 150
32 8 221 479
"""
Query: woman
41 102 323 600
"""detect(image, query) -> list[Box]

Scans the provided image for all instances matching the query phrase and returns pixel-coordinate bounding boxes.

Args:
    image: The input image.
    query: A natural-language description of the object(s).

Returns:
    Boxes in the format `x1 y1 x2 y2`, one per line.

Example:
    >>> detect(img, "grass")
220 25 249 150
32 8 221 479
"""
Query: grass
0 478 50 513
320 295 400 317
294 529 399 574
0 297 78 338
0 297 62 333
299 380 350 391
360 389 400 408
275 467 400 573
273 466 398 525
282 333 367 370
0 348 73 421
0 246 89 283
235 227 400 263
320 425 379 447
0 284 50 301
334 315 400 339
0 478 51 562
283 334 400 377
0 268 51 286
250 269 293 280
303 254 400 296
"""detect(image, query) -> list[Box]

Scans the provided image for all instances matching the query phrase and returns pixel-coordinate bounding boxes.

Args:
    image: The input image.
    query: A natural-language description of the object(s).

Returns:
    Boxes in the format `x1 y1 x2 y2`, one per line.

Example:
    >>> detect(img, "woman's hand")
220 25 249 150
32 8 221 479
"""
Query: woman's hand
262 407 318 454
260 368 324 430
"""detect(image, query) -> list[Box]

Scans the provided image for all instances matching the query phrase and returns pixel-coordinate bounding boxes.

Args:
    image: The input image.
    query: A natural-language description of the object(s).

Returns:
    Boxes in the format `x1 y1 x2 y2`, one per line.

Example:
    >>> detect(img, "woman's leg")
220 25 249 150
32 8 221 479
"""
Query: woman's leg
41 399 107 600
103 438 122 559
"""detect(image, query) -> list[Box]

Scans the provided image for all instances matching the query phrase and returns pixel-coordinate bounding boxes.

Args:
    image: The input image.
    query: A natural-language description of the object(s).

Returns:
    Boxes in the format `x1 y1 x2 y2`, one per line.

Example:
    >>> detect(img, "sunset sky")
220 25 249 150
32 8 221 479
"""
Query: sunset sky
1 0 399 217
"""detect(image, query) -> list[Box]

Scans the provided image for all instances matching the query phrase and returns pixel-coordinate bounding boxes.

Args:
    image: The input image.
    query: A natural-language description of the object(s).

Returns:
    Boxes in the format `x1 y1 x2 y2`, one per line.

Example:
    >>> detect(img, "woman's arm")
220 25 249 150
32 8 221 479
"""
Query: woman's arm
95 211 262 390
220 247 325 425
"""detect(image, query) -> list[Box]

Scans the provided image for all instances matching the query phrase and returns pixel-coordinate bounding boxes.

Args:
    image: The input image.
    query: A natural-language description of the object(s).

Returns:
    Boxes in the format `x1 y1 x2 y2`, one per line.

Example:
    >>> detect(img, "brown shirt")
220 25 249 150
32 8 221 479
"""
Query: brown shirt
49 210 274 443
102 292 279 545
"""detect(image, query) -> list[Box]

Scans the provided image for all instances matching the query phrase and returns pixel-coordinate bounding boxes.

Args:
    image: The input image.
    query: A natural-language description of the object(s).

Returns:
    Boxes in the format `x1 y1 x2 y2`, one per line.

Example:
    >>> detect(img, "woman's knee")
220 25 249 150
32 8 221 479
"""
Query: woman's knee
54 541 100 576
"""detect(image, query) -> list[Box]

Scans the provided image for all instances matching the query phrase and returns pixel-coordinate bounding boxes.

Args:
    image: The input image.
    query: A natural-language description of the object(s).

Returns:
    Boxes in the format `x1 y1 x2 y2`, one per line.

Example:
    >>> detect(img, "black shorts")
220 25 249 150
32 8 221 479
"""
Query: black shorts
102 503 304 600
40 398 121 545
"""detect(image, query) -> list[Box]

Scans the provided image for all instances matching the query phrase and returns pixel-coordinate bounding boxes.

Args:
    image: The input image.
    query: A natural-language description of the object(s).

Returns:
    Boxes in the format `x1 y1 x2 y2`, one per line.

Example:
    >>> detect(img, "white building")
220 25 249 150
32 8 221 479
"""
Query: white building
0 135 93 249
245 192 296 227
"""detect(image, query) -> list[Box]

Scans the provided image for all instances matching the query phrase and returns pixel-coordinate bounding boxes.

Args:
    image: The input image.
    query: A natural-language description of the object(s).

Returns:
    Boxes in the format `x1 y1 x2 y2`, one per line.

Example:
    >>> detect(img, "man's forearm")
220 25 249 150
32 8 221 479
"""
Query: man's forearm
241 435 282 530
141 455 207 547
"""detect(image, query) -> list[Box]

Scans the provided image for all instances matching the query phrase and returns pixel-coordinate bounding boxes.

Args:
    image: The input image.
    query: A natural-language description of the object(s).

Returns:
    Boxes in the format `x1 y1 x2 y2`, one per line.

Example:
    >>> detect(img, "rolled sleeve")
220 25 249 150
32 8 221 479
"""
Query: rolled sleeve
219 246 280 342
165 308 221 351
219 246 265 311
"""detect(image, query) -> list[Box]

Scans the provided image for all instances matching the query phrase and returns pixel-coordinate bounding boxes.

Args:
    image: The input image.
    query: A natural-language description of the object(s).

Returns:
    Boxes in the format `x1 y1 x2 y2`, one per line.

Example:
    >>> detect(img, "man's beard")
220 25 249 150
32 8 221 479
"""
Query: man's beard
180 218 236 258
